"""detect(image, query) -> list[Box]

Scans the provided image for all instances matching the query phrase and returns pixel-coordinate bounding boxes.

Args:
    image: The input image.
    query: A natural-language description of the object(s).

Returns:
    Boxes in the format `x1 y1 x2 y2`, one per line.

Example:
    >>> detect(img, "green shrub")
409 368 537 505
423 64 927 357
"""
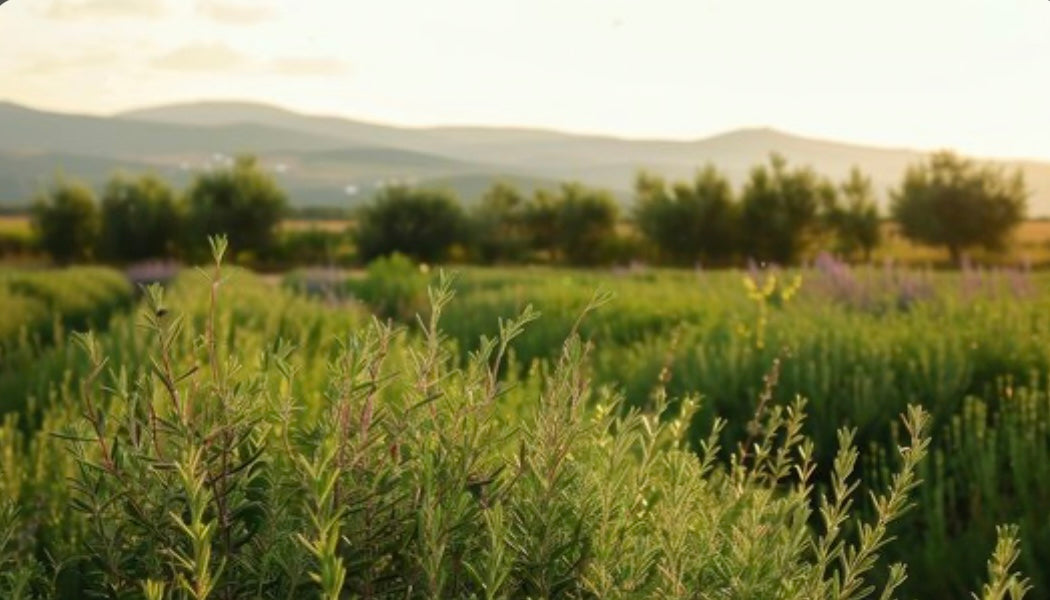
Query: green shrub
354 186 470 263
345 252 430 320
30 179 100 265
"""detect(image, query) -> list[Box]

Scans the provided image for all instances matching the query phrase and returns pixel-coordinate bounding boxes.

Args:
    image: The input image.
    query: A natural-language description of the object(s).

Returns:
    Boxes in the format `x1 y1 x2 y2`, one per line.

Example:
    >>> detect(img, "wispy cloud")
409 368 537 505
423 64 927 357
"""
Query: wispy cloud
269 57 349 77
149 43 347 78
46 0 166 19
196 0 277 25
151 42 248 71
17 49 122 75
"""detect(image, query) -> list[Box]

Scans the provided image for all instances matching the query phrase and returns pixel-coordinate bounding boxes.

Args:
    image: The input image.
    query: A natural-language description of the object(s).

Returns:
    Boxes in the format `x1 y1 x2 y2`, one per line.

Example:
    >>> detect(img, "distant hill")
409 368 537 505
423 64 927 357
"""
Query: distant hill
1 100 1048 215
0 102 347 157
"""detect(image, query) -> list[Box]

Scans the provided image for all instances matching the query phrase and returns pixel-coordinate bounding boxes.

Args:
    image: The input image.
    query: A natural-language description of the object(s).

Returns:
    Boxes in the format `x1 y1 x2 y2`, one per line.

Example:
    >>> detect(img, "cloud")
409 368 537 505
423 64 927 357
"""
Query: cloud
151 42 248 71
149 42 348 77
46 0 166 19
196 0 276 25
269 57 349 77
17 49 121 76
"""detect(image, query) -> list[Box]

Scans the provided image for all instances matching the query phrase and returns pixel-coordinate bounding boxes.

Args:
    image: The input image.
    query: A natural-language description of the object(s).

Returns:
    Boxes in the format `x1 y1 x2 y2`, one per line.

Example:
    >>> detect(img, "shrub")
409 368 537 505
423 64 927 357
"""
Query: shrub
826 167 881 261
634 166 738 266
354 186 470 263
183 155 289 260
345 252 429 320
472 182 532 264
30 179 100 264
99 173 181 262
263 227 354 269
523 183 621 266
740 154 836 264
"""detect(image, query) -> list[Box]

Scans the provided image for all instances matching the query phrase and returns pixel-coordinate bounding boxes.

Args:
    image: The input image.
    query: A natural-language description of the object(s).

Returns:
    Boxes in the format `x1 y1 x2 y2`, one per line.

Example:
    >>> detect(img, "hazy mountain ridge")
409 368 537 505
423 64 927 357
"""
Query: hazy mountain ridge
1 100 1048 215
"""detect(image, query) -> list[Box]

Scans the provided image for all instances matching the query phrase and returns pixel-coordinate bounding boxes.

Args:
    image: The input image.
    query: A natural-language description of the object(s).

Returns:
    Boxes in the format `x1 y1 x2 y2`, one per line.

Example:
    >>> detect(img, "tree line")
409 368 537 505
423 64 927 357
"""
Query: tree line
25 150 1028 267
30 155 287 265
355 151 1027 266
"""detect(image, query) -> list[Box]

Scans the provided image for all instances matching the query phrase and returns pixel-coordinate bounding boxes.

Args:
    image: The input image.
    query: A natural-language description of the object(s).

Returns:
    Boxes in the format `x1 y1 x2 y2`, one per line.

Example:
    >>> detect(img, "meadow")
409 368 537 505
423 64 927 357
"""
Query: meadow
0 248 1046 598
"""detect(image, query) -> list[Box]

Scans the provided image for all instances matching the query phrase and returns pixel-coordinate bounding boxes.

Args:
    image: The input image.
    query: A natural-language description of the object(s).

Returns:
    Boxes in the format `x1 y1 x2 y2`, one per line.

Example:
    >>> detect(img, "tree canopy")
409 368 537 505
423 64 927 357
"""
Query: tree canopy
740 154 836 264
354 186 469 263
634 165 738 266
183 155 288 259
891 151 1027 263
31 178 100 264
99 173 181 262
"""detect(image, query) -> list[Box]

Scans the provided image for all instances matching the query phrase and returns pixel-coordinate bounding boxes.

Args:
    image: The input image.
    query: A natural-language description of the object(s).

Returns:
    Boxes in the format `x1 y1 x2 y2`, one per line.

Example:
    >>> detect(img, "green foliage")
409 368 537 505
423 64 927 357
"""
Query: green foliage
262 228 354 269
826 167 881 261
892 151 1028 263
0 227 38 259
975 526 1031 600
634 166 738 265
3 253 1034 599
740 153 837 264
0 267 132 370
345 252 430 320
183 155 289 260
523 183 620 265
30 179 101 264
354 186 469 263
552 183 620 265
472 182 531 263
4 254 1050 598
419 266 1050 598
99 173 181 262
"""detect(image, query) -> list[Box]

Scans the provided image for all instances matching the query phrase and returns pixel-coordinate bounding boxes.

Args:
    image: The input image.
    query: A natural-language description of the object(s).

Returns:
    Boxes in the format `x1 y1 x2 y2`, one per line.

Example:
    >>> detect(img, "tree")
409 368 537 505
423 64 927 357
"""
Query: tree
521 189 561 260
891 151 1027 263
549 183 620 265
31 178 100 264
634 165 738 266
183 155 288 259
99 173 181 262
354 186 469 263
472 182 530 263
825 167 881 261
740 154 836 264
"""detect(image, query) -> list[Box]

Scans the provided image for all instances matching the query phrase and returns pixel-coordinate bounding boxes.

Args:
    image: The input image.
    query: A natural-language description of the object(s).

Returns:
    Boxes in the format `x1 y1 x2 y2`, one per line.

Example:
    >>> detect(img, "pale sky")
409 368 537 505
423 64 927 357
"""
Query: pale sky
1 0 1048 160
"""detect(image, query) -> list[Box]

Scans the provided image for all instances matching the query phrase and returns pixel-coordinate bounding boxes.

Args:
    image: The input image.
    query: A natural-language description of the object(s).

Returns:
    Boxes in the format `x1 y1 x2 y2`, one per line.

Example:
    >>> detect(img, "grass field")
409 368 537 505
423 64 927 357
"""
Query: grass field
875 220 1050 266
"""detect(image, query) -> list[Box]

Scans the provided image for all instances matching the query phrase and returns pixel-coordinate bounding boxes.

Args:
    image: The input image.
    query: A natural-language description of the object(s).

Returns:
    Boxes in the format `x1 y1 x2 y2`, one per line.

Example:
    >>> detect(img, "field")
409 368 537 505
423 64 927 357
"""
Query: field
0 254 1047 597
875 220 1050 267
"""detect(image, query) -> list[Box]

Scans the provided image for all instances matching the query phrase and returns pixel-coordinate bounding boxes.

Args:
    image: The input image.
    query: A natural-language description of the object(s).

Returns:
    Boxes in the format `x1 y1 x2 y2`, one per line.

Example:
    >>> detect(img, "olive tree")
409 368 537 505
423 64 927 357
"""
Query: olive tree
634 165 738 266
740 154 836 264
891 151 1027 263
99 173 181 262
354 186 469 263
183 155 288 259
31 178 100 264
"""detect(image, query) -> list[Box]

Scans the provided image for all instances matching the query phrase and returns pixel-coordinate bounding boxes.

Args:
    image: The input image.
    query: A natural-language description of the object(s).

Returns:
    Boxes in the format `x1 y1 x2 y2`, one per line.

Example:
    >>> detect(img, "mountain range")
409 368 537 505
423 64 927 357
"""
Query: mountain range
2 100 1049 215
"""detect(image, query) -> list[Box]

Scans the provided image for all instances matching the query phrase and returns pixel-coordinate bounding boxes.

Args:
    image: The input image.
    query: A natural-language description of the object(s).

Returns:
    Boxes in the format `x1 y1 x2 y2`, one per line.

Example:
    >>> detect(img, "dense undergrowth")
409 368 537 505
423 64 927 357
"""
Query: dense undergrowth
284 258 1050 598
0 267 133 371
0 242 1032 599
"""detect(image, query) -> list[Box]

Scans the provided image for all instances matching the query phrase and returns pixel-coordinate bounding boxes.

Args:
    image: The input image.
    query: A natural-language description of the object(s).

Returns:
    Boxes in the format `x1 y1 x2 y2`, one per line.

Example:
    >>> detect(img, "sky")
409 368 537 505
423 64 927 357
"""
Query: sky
1 0 1048 160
